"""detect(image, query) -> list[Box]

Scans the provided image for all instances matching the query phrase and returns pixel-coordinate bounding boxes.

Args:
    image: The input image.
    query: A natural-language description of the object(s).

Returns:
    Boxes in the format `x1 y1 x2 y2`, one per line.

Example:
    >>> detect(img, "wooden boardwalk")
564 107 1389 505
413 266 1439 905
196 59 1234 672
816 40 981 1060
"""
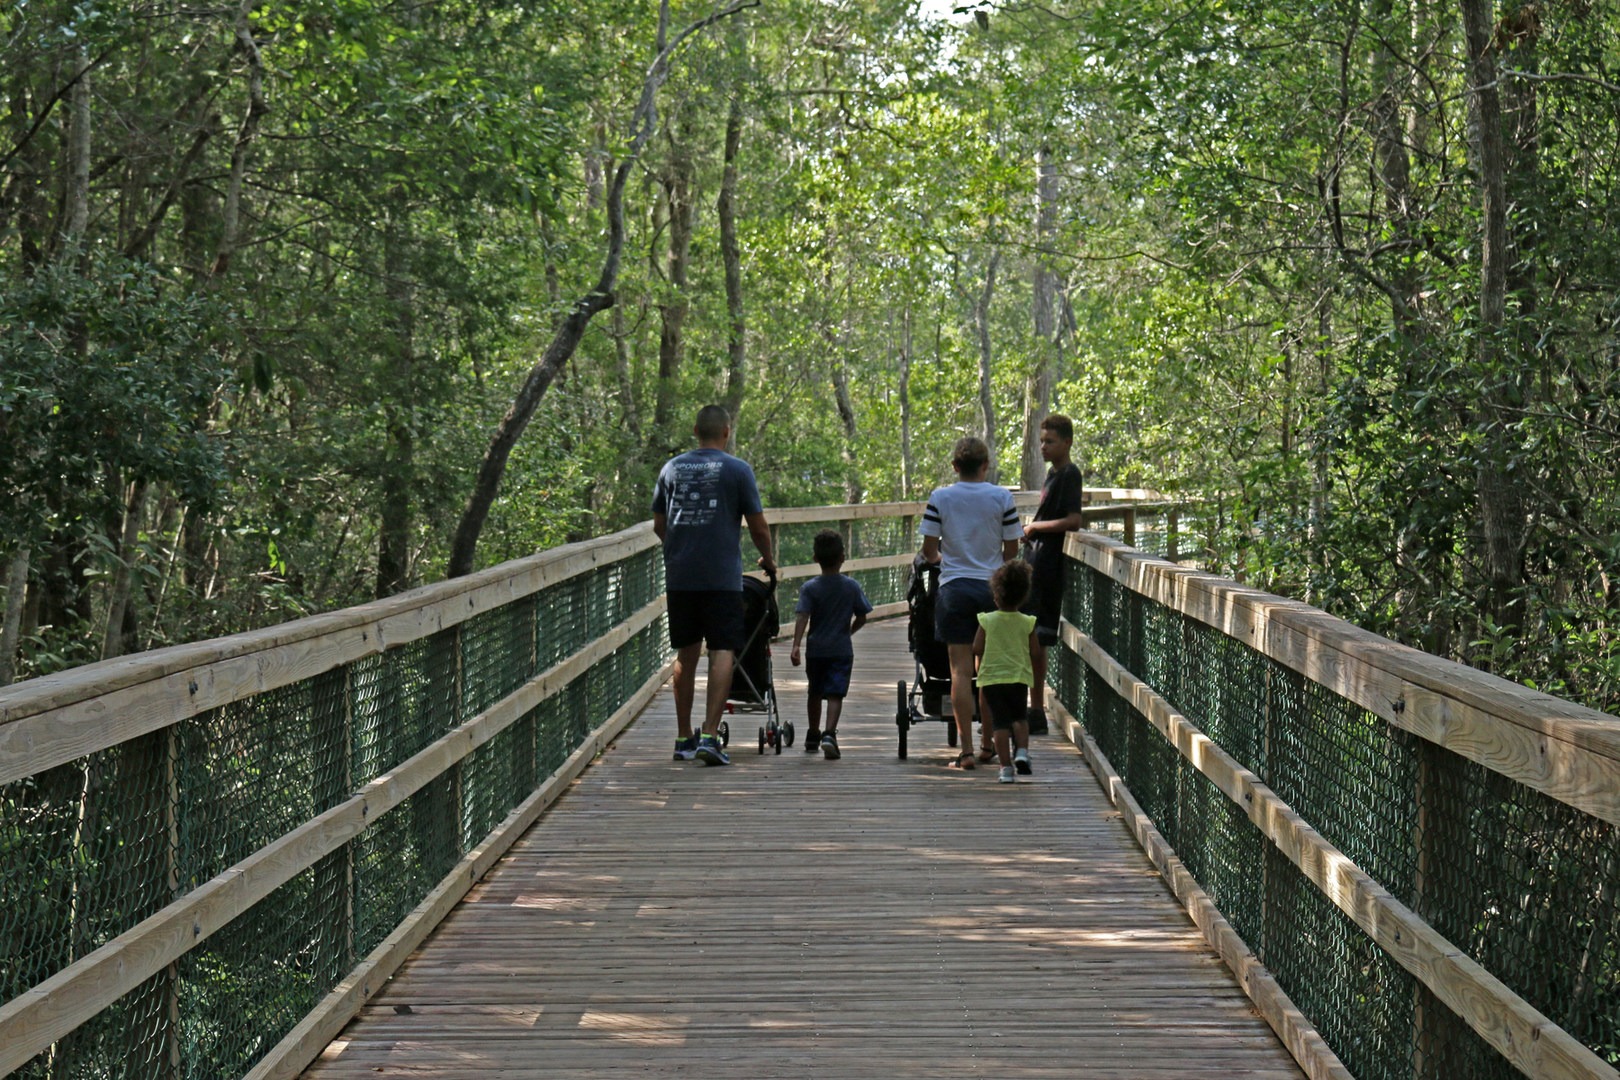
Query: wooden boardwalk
304 620 1302 1079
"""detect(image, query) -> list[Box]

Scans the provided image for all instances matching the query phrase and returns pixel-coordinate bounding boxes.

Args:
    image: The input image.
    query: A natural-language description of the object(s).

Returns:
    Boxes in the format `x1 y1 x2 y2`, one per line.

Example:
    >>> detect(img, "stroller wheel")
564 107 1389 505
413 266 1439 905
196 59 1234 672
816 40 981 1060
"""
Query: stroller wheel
898 719 908 760
895 680 908 726
774 727 782 754
784 721 795 748
719 720 730 746
947 724 958 748
758 727 766 754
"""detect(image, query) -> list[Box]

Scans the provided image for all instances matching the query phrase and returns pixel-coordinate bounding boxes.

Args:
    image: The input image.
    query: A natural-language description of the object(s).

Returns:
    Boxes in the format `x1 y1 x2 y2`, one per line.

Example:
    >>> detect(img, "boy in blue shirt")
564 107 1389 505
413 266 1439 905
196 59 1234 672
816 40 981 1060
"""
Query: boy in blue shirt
789 530 872 760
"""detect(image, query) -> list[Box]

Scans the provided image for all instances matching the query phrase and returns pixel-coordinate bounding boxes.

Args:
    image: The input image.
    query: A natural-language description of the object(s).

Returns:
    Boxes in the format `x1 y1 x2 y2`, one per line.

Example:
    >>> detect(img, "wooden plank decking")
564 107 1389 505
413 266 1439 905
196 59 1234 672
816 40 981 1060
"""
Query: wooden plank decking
303 620 1302 1079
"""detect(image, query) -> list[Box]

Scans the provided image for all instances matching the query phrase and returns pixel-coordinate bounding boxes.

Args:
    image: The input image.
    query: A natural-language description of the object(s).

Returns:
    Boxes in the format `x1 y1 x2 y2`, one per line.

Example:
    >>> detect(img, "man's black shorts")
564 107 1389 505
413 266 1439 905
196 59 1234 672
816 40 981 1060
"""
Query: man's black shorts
667 590 746 652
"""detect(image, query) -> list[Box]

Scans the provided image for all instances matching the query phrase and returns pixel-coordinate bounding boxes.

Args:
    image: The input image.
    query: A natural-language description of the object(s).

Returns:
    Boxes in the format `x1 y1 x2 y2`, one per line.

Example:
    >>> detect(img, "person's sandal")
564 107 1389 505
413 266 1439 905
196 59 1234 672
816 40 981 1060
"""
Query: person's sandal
949 751 977 770
976 745 996 763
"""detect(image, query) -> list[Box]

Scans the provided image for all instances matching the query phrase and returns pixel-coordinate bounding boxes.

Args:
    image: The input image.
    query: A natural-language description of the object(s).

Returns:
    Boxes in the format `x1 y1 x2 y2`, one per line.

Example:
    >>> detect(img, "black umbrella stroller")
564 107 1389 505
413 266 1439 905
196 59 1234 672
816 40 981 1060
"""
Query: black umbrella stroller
725 570 793 753
895 554 962 758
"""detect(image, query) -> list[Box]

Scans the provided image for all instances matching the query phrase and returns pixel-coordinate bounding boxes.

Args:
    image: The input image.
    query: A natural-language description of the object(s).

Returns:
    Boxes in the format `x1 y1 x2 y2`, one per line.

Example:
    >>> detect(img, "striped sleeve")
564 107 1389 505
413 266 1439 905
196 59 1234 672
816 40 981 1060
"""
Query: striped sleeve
1000 493 1023 540
919 496 942 537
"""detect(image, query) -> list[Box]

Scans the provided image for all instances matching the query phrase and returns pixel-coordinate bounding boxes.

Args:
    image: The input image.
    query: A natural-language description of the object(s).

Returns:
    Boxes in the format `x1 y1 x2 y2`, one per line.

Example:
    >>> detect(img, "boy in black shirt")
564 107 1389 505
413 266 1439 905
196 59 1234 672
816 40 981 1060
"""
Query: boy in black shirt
1020 414 1083 735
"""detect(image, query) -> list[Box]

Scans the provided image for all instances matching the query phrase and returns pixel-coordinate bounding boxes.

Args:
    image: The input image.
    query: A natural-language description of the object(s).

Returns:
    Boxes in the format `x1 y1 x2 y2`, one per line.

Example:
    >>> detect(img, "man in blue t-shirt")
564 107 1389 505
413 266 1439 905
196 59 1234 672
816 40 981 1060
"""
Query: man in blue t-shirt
652 404 777 767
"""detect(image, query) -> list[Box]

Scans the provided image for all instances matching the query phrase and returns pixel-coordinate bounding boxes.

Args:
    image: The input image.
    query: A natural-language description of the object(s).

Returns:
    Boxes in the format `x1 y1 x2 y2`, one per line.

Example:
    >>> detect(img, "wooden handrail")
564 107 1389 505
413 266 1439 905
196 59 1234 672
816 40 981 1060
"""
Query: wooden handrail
1064 530 1620 827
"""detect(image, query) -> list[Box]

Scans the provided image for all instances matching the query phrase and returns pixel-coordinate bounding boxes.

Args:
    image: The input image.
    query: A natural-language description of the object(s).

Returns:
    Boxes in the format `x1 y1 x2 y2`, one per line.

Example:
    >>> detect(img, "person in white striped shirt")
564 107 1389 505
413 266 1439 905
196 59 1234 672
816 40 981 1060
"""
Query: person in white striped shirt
918 436 1022 769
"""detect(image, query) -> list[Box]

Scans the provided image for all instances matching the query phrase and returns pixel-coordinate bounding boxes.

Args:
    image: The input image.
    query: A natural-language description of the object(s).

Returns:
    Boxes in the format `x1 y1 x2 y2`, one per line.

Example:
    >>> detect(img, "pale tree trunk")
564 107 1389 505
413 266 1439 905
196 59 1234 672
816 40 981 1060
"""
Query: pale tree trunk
975 251 1001 483
653 115 696 442
209 0 266 280
100 480 149 660
66 44 91 247
447 0 758 578
0 548 30 683
611 298 642 442
1022 147 1060 490
718 93 746 448
899 303 914 499
1461 0 1525 637
833 358 862 505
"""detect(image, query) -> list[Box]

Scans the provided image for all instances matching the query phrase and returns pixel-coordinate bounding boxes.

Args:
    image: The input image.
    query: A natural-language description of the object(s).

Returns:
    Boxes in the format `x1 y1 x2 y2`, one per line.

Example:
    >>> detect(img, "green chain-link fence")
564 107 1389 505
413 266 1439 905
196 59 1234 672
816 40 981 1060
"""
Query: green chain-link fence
1 535 667 1080
3 499 1197 1080
1056 543 1620 1079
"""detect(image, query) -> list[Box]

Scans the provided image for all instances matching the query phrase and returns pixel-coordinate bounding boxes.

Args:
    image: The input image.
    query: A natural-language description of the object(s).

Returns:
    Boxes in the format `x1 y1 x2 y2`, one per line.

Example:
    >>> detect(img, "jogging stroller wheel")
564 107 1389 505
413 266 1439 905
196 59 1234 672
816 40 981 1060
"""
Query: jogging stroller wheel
784 722 795 748
758 727 766 754
898 719 909 759
774 727 782 754
719 720 730 747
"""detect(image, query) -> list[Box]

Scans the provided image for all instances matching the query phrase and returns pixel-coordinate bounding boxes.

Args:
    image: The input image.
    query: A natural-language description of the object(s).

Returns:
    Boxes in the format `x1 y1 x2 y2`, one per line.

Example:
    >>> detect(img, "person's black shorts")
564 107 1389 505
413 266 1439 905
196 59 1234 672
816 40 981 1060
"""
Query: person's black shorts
1021 580 1062 647
806 655 853 699
980 683 1028 732
667 590 746 652
936 578 994 645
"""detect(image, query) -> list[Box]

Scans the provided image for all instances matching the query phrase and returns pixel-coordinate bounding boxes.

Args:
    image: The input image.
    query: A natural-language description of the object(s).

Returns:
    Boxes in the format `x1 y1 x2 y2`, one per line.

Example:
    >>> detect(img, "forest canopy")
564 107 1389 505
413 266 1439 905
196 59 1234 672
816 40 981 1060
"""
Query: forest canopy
2 0 1618 713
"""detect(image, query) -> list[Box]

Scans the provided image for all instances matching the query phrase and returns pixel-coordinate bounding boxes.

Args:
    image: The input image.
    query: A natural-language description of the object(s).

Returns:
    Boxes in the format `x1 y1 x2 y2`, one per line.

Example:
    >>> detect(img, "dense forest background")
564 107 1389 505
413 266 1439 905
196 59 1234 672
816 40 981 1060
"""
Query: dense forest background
1 0 1617 712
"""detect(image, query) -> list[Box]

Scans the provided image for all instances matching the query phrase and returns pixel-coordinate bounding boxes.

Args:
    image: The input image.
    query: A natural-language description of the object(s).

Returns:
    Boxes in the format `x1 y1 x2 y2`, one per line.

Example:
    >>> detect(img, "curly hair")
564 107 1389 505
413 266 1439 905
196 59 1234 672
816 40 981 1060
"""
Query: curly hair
990 558 1033 610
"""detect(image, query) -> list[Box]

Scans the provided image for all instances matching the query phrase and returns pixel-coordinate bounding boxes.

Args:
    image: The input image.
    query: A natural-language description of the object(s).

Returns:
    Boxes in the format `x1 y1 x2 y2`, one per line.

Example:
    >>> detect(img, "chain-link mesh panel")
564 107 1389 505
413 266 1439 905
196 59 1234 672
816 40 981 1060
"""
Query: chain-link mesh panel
1060 557 1620 1076
4 533 683 1078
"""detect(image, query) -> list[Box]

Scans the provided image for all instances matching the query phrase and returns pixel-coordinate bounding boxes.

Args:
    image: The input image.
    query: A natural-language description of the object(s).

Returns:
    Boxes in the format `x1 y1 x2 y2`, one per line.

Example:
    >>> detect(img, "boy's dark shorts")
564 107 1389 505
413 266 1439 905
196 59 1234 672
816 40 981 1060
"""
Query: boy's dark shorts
935 578 994 645
667 590 746 652
1021 583 1062 647
980 683 1028 732
806 655 854 699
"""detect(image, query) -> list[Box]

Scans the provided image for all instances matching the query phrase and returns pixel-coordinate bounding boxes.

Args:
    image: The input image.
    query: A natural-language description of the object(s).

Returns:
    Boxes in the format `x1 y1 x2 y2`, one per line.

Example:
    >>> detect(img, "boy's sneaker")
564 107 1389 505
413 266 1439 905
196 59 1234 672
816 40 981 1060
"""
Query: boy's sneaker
1014 748 1033 775
805 729 821 753
1026 707 1049 736
820 731 841 760
673 735 699 761
999 766 1016 784
695 733 730 766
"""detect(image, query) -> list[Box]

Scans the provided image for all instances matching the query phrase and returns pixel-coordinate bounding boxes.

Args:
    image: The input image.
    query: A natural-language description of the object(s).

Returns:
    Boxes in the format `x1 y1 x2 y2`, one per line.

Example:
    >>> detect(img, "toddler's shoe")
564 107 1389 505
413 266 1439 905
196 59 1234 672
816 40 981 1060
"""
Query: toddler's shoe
998 766 1016 784
1014 748 1032 775
805 729 821 753
673 735 699 761
820 731 841 760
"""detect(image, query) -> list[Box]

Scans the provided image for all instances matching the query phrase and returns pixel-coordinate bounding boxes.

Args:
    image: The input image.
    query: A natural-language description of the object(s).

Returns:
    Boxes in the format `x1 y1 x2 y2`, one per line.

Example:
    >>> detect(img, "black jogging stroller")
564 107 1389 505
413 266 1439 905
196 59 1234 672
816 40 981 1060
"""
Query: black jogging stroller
726 570 793 754
895 554 961 758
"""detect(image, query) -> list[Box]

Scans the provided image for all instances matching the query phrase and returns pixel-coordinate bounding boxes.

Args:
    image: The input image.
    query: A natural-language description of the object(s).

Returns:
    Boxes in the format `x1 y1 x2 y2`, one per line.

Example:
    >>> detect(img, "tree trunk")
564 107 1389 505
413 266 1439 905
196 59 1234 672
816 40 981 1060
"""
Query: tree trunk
100 480 149 660
446 0 758 578
377 204 415 598
209 0 267 279
653 116 696 442
975 251 1001 483
718 93 747 448
1022 147 1060 490
1461 0 1525 636
832 358 862 505
0 547 30 684
899 303 914 499
611 297 642 442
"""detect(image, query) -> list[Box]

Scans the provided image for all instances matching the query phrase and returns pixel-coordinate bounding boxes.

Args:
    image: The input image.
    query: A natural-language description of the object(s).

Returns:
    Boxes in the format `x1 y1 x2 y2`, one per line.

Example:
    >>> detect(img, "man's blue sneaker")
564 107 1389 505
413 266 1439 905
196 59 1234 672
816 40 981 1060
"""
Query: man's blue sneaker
673 735 699 761
695 733 730 766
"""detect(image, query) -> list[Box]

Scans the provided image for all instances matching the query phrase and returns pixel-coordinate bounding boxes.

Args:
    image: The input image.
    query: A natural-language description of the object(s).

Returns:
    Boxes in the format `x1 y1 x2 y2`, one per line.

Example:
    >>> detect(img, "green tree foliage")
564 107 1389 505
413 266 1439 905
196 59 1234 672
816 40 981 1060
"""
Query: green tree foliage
3 0 1620 720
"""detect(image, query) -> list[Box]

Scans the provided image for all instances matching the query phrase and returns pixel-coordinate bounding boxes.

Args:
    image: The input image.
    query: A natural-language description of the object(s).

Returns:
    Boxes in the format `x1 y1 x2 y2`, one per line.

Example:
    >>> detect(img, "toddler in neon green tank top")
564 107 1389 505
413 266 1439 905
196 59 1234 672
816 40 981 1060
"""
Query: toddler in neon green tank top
973 560 1039 783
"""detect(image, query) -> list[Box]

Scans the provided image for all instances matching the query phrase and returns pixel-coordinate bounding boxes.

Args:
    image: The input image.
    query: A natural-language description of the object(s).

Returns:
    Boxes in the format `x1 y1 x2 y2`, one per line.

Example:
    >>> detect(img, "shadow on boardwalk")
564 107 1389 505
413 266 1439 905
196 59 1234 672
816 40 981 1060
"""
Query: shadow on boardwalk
304 619 1301 1079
